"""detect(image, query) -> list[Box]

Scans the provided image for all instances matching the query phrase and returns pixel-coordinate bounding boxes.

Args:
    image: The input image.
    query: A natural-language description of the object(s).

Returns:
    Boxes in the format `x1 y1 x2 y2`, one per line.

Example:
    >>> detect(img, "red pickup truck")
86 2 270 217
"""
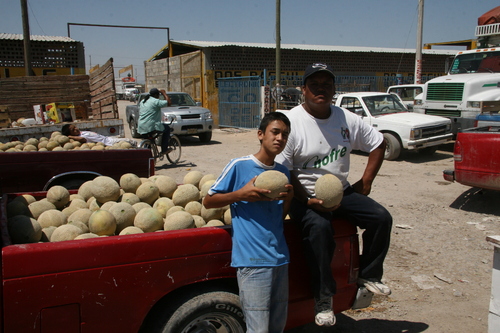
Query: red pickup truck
443 126 500 191
0 190 363 332
0 149 154 194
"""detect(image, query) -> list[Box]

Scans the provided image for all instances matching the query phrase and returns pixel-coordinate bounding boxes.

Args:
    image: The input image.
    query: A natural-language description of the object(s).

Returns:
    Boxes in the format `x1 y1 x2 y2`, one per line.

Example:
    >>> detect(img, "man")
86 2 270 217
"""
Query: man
275 63 393 327
204 112 294 333
137 88 171 156
61 124 137 147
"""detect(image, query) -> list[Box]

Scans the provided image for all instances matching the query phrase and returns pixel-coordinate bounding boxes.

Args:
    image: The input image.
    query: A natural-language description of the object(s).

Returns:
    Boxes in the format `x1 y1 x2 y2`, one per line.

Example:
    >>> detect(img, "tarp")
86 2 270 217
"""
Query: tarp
478 6 500 26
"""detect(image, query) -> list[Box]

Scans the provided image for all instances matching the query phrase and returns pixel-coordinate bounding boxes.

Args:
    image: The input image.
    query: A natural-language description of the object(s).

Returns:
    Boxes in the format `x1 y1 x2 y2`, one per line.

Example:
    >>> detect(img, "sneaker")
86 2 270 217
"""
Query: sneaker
358 278 391 296
315 310 336 326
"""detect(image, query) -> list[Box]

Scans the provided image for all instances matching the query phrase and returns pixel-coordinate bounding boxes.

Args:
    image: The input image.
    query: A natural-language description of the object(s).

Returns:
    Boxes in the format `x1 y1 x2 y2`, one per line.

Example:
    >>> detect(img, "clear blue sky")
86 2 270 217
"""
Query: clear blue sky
1 0 499 82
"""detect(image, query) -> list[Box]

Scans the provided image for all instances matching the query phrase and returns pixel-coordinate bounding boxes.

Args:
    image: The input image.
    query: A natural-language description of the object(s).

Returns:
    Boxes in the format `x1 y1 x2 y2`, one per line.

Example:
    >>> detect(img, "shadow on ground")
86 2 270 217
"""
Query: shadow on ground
286 313 429 333
450 188 500 216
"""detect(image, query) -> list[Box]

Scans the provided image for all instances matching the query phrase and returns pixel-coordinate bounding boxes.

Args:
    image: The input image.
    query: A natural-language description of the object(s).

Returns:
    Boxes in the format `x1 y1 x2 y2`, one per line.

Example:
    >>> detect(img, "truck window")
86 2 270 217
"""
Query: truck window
450 51 500 74
340 97 362 113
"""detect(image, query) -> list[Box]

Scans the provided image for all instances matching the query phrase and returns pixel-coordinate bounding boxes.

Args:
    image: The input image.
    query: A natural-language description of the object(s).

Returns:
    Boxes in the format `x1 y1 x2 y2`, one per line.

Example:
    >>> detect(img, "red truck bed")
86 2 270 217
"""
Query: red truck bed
0 192 360 332
444 126 500 191
0 149 154 194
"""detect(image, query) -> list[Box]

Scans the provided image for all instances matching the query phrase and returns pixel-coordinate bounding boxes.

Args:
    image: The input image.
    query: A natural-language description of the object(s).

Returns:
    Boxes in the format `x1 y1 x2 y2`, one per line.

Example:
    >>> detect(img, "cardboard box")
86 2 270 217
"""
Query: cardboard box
46 103 76 123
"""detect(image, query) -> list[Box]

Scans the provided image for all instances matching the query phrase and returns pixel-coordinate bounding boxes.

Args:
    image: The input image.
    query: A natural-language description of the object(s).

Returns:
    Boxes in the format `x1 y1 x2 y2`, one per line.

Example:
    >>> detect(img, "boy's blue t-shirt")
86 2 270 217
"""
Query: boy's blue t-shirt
208 155 290 268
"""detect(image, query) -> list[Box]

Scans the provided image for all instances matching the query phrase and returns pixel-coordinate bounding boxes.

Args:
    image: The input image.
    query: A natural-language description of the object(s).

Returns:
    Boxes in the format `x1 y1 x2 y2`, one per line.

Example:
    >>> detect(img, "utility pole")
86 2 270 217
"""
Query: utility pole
20 0 33 76
414 0 424 84
275 0 281 110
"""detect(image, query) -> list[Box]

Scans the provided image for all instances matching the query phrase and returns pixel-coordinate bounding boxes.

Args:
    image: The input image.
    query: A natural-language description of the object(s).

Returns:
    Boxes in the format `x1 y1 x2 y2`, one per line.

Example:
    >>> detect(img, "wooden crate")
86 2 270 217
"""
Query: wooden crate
0 105 11 128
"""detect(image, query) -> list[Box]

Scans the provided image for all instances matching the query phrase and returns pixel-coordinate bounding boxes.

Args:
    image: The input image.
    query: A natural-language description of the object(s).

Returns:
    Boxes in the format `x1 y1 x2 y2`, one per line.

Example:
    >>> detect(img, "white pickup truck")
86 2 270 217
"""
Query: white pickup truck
334 92 453 160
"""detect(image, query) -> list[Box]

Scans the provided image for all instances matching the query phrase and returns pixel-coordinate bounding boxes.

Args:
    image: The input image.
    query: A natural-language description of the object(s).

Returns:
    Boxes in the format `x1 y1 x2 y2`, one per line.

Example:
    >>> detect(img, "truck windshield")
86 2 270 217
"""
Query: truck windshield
362 95 407 116
450 51 500 74
166 94 197 106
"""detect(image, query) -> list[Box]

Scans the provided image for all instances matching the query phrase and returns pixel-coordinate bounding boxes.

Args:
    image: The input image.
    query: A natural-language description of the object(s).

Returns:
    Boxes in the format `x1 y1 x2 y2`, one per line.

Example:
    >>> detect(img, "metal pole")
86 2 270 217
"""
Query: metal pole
415 0 424 84
275 0 281 110
20 0 33 76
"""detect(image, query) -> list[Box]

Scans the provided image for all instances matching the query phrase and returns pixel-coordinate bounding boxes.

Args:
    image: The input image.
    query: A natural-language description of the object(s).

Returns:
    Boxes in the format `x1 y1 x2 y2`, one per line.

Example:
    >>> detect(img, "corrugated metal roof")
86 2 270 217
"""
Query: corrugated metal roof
0 33 77 43
172 40 457 55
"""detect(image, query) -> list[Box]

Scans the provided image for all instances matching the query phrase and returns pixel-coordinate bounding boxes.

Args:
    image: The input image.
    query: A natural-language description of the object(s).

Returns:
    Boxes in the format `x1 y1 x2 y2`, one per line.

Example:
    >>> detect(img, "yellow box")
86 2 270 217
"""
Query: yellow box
46 103 76 123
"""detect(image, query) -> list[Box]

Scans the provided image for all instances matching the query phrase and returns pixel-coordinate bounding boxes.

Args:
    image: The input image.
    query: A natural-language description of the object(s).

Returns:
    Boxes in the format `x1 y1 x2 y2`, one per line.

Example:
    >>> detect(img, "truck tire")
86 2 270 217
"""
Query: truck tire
198 131 212 143
157 291 245 333
129 119 141 138
383 133 401 160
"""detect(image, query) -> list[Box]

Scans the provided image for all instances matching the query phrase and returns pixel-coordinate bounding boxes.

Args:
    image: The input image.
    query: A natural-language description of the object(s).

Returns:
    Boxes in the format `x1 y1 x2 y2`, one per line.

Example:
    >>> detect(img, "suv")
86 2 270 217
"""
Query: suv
126 92 214 143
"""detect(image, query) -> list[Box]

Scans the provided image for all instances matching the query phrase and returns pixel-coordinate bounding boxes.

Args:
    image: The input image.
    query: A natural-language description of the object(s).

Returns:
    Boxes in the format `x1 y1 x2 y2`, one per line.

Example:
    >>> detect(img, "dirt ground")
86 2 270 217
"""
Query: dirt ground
119 101 500 333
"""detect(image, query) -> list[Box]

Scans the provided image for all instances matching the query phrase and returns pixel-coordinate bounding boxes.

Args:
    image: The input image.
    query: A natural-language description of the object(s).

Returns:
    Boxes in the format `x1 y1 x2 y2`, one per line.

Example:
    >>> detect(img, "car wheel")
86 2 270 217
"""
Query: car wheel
129 119 141 138
383 133 401 160
199 131 212 143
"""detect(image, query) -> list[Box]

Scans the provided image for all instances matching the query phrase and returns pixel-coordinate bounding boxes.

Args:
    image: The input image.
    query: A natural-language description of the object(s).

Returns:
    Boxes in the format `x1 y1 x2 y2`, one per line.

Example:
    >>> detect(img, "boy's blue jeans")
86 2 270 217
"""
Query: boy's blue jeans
237 265 289 333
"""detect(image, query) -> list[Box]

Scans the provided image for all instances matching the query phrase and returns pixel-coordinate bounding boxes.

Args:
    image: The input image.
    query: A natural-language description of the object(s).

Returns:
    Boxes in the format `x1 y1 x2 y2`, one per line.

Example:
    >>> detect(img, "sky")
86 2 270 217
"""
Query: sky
1 0 499 83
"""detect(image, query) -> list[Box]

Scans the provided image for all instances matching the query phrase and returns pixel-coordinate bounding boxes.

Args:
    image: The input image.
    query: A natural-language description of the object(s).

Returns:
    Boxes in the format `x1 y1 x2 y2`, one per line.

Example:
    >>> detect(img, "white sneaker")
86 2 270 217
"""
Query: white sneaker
358 278 391 296
315 310 336 326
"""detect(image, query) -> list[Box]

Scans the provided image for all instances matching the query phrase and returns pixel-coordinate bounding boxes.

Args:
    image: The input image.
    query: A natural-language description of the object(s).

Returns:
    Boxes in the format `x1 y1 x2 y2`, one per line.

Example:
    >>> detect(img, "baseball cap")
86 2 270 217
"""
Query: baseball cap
303 63 335 85
149 88 160 95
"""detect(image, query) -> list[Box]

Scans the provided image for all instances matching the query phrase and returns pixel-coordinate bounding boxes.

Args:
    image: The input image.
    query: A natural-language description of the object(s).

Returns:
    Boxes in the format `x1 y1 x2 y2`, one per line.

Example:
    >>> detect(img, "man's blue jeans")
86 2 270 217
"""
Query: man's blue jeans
237 265 289 333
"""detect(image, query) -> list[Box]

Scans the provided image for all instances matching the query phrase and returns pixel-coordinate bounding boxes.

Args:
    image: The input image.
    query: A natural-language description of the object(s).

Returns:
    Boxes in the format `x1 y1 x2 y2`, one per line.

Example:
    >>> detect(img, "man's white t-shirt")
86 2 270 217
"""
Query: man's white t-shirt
275 104 383 195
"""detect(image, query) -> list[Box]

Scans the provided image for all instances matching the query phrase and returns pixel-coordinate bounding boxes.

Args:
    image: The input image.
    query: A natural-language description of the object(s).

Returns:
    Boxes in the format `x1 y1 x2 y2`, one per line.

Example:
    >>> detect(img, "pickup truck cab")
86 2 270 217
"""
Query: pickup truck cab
443 126 500 191
386 84 424 111
334 92 453 160
126 92 214 143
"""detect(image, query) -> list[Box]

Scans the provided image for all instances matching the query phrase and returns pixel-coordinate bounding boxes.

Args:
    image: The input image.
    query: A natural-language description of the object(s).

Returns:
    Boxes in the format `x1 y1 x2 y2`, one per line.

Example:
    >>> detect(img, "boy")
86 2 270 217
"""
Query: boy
203 112 293 333
61 124 137 147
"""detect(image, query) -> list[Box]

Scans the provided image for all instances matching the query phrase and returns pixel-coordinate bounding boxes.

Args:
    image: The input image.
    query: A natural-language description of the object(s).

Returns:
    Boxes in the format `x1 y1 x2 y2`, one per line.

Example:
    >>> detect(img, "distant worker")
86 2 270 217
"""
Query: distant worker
137 88 172 156
61 124 137 147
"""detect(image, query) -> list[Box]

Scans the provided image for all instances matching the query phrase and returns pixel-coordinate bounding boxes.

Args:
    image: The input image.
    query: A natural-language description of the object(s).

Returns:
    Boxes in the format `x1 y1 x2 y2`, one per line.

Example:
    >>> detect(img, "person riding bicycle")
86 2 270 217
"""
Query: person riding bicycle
137 88 172 156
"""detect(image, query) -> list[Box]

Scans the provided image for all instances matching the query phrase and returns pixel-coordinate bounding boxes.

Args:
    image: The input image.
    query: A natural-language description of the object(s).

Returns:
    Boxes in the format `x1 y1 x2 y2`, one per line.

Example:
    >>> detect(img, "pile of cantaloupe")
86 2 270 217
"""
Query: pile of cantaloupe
0 131 136 152
5 170 228 244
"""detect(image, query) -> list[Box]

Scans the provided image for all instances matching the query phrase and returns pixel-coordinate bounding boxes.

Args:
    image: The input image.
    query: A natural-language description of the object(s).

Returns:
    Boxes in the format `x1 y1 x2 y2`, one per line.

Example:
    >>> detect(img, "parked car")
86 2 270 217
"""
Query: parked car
333 92 453 160
126 92 214 143
386 84 424 111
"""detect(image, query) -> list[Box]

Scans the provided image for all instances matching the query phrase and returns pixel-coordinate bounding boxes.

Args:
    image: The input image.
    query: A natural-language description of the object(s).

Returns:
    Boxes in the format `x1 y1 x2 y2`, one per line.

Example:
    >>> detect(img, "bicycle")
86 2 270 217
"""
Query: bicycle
138 128 181 164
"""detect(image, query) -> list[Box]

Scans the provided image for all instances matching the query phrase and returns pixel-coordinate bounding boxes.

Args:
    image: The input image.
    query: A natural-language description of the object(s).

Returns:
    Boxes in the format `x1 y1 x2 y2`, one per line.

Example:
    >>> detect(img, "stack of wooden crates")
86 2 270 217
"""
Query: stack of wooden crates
0 106 11 129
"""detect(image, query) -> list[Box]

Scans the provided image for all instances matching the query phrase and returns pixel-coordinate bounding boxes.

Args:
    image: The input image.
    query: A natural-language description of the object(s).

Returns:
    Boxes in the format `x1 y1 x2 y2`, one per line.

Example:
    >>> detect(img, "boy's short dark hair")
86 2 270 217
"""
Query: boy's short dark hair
61 124 71 136
259 112 291 133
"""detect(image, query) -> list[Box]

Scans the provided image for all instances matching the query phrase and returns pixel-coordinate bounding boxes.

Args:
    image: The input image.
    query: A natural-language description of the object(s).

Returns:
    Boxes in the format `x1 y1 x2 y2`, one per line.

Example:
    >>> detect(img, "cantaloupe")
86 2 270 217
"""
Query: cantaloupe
254 170 289 199
198 174 216 190
88 209 117 236
192 215 206 228
78 180 94 201
68 220 90 233
223 209 232 225
185 201 202 216
314 174 344 208
172 184 200 207
26 138 39 146
119 226 144 235
152 197 175 218
100 201 116 211
7 200 32 218
204 220 225 227
134 207 163 232
166 205 185 216
91 176 121 203
121 192 141 205
200 179 216 198
12 194 36 206
164 211 194 231
41 226 57 242
61 205 79 218
132 202 151 214
46 141 60 151
50 224 84 242
37 209 67 228
69 198 88 209
23 144 37 151
68 208 93 226
46 185 70 209
136 182 160 205
87 197 101 212
152 175 178 198
7 215 42 244
120 173 142 193
201 205 223 222
74 233 100 240
183 171 204 188
108 202 136 233
28 200 56 219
